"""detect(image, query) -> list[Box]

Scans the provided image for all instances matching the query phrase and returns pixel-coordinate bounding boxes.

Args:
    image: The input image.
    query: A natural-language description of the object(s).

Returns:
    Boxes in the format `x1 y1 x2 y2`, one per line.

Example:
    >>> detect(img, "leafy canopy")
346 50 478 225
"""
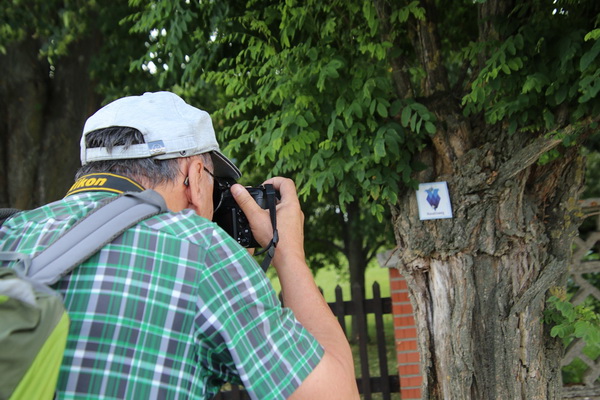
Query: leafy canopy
129 0 435 221
129 0 600 220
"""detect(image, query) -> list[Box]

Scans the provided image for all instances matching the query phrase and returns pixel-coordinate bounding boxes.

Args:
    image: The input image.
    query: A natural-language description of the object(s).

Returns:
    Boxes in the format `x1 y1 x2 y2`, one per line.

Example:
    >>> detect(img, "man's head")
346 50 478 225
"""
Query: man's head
76 91 240 217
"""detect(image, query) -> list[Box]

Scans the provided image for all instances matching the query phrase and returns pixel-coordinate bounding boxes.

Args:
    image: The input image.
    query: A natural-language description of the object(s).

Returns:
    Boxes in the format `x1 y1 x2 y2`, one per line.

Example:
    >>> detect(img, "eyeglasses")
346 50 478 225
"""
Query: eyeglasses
183 168 231 211
203 167 235 212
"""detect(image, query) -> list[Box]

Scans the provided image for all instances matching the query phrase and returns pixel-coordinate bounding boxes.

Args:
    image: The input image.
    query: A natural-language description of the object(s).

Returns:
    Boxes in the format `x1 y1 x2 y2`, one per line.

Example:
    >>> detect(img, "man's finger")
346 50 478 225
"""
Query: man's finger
230 184 261 213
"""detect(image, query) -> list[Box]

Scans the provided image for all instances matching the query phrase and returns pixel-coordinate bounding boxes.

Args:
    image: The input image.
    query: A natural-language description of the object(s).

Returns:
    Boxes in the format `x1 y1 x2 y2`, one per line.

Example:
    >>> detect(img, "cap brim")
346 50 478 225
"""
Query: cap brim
211 151 242 180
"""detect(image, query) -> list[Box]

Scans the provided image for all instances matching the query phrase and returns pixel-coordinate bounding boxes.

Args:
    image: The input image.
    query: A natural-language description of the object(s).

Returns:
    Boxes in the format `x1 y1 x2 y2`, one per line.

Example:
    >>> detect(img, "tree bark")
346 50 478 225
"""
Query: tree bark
0 36 101 209
391 130 584 399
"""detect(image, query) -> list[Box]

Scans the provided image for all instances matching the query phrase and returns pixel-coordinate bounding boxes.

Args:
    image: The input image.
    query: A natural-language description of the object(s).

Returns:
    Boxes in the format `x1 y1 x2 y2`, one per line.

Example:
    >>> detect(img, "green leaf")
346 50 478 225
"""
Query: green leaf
310 153 323 171
401 106 411 127
425 121 436 135
390 100 402 117
374 136 386 160
551 324 572 338
585 29 600 41
554 85 568 104
556 300 576 322
409 113 418 131
377 102 388 118
296 114 308 127
581 39 600 71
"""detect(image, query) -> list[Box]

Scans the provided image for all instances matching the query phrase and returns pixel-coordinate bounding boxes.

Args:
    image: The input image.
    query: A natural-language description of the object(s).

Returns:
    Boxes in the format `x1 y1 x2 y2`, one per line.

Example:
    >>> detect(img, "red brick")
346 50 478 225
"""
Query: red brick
392 278 408 290
400 376 423 388
393 303 414 315
395 327 417 339
394 315 415 327
401 388 422 399
389 268 401 279
396 339 417 352
391 291 410 303
397 351 420 363
398 363 420 376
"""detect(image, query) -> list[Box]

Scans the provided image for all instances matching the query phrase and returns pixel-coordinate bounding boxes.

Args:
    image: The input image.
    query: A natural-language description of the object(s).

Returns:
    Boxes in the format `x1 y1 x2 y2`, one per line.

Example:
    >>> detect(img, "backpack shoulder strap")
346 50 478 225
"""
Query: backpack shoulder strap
26 190 167 285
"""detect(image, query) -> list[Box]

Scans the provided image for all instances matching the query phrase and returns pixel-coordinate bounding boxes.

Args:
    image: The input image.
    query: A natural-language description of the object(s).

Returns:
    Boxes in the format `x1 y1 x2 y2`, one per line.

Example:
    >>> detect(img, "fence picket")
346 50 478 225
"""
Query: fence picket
353 283 373 399
373 282 392 400
335 285 347 335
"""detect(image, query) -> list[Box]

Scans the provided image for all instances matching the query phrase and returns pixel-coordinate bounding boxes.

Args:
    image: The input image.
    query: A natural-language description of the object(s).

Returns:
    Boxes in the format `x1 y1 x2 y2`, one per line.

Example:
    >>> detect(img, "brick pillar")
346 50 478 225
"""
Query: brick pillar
389 267 423 399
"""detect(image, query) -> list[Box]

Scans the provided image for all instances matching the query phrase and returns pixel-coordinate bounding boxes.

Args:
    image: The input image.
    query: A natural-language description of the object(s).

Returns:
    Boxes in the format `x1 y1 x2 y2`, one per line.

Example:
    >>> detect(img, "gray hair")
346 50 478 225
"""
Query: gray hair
76 127 212 187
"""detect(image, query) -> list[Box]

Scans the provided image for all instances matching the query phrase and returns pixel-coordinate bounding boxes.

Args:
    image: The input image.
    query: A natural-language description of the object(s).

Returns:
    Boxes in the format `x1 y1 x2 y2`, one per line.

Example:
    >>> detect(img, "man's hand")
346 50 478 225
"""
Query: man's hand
230 177 305 268
230 177 359 399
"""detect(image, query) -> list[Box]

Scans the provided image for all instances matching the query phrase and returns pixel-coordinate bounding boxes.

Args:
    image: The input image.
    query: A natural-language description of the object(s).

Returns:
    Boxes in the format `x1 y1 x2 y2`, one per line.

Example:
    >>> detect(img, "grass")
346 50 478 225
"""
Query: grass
269 261 392 300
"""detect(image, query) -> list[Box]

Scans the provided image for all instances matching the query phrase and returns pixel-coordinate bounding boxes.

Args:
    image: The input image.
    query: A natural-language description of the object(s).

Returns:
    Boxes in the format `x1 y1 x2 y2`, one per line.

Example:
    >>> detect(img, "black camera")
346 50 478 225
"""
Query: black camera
212 179 279 248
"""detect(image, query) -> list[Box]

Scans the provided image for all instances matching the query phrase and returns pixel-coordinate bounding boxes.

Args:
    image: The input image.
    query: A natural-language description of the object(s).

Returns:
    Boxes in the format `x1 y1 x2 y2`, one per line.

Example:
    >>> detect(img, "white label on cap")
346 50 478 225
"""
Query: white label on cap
148 140 166 156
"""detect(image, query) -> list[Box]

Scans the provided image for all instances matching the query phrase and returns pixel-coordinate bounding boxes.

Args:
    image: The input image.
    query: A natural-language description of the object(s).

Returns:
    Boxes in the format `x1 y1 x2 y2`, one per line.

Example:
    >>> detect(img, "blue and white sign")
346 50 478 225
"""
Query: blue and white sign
416 182 453 220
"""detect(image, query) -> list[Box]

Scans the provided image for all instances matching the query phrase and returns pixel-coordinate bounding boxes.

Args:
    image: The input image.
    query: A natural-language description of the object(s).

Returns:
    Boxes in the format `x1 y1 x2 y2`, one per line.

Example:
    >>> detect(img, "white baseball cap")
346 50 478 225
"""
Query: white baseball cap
81 91 241 179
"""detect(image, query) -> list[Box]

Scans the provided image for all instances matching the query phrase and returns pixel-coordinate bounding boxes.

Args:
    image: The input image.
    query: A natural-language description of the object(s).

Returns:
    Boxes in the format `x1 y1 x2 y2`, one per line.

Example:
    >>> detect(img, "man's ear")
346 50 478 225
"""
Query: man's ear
184 157 206 206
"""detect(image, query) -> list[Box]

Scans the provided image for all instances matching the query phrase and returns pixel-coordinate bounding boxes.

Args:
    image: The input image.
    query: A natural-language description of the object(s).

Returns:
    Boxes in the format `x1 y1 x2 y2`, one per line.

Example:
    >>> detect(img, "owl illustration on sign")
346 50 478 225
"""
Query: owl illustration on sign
425 187 441 210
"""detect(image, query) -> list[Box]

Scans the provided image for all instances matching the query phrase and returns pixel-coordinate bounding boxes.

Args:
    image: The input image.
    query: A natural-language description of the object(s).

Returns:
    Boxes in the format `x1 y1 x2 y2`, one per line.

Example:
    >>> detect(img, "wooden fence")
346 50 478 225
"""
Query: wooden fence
562 198 600 399
213 282 400 399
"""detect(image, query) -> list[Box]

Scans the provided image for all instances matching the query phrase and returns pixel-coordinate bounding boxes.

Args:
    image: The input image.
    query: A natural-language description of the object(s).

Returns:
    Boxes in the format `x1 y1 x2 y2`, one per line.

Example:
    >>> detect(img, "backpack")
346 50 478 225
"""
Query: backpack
0 190 167 400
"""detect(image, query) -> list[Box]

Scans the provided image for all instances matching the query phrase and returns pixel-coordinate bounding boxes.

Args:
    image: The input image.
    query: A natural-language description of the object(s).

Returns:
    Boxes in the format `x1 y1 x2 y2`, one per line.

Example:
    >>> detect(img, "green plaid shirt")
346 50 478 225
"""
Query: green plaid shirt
0 192 323 399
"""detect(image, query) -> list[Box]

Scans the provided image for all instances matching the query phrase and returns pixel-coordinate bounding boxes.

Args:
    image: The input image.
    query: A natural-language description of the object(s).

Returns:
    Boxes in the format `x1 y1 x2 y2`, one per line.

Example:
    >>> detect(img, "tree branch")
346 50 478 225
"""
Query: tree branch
366 240 388 265
492 135 562 189
511 259 562 315
373 0 414 99
493 117 599 189
306 237 345 254
414 0 450 96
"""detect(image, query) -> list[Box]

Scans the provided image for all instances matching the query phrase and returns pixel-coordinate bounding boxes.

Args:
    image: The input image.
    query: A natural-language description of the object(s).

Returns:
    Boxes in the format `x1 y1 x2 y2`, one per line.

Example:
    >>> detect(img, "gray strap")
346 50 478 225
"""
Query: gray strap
27 190 167 285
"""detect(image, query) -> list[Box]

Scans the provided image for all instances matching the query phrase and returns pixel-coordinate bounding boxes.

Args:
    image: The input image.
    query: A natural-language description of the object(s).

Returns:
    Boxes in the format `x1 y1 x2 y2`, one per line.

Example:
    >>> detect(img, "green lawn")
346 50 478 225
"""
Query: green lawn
269 261 392 300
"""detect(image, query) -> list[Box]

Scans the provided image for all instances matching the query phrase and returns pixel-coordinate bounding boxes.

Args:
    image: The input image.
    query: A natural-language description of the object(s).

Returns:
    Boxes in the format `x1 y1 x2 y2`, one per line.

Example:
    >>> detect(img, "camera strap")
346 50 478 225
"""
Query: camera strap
65 173 144 197
255 184 279 271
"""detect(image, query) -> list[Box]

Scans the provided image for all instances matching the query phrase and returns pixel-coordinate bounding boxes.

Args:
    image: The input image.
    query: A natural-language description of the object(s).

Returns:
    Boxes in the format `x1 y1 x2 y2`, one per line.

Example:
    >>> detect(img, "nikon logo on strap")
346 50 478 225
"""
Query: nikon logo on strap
66 173 144 197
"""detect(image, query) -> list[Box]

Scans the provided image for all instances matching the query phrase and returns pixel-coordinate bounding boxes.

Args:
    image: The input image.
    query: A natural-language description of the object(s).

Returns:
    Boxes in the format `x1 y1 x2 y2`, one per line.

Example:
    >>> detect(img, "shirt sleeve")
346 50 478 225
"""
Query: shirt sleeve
194 227 324 400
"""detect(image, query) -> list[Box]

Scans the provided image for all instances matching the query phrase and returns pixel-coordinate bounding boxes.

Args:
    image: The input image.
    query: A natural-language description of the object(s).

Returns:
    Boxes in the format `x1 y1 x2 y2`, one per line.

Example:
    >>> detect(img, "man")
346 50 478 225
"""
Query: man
0 92 358 399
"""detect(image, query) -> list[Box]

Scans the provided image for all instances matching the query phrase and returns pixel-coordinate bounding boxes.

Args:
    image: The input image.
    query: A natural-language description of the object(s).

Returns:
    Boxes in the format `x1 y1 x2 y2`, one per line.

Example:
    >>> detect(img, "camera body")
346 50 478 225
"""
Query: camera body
213 184 279 248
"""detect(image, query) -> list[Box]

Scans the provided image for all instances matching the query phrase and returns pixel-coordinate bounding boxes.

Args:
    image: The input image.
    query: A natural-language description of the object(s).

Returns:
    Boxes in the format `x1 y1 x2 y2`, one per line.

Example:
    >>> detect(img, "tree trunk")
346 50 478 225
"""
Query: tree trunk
0 38 49 209
0 37 102 209
344 200 369 342
391 128 584 399
346 200 368 295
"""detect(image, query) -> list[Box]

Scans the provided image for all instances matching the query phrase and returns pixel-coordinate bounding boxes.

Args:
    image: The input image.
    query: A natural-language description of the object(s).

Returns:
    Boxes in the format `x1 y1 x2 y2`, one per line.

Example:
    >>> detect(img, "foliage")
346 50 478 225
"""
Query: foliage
117 1 600 316
126 0 600 216
460 2 600 142
544 286 600 350
127 0 404 279
208 1 435 220
0 0 157 99
0 0 95 61
583 149 600 198
301 193 395 273
129 0 435 221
